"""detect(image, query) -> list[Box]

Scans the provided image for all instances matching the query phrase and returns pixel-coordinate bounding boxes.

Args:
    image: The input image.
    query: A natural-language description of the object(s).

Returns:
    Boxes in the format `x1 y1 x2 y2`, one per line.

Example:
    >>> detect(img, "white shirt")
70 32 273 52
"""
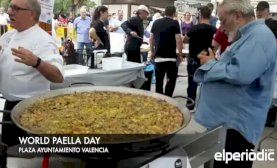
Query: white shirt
51 18 59 44
111 19 125 34
0 25 64 101
0 13 9 25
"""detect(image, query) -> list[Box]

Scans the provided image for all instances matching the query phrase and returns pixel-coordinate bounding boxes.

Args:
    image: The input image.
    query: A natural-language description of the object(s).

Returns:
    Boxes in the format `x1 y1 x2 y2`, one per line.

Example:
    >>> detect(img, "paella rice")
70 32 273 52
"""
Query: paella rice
19 92 183 135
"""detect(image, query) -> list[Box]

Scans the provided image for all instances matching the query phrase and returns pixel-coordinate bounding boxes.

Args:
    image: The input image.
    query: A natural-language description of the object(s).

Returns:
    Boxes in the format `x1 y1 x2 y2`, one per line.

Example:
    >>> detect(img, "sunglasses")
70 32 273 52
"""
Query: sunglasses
8 3 32 12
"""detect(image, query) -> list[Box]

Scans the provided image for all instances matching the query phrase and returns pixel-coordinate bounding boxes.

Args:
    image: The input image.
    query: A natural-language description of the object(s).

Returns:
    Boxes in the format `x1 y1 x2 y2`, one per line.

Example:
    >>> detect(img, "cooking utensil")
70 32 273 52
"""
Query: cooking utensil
2 86 191 159
11 86 190 140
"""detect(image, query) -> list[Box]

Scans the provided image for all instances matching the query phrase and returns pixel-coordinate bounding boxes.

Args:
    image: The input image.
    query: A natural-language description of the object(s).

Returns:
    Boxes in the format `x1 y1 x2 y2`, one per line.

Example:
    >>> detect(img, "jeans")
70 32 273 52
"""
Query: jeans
140 71 153 91
76 42 93 65
0 25 8 36
186 61 200 109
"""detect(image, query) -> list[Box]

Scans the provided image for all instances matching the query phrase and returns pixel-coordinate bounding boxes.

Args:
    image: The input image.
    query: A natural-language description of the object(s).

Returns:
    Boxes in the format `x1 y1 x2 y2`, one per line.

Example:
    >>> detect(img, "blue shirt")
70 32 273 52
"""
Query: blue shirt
73 16 92 43
194 20 277 145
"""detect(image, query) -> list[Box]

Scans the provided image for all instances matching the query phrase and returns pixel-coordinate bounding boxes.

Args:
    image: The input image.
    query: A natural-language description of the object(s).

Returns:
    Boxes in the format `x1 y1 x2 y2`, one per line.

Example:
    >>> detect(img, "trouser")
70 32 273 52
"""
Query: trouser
186 60 200 109
155 61 178 97
142 52 148 62
76 42 93 65
0 25 7 35
125 49 141 63
2 100 28 147
265 107 276 127
1 100 28 168
213 129 255 168
140 71 153 91
0 142 7 168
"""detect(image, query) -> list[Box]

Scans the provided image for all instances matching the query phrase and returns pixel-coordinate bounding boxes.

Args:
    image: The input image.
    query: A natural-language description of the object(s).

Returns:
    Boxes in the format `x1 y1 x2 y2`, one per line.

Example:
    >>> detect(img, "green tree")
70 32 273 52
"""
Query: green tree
0 0 11 10
0 0 96 15
54 0 96 15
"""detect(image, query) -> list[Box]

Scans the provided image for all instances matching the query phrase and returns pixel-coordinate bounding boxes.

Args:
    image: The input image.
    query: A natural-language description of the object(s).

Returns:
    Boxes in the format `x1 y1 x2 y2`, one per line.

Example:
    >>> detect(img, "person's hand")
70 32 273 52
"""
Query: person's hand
94 40 100 48
197 48 215 65
130 31 138 37
178 53 183 63
11 47 38 67
150 51 155 60
94 40 103 48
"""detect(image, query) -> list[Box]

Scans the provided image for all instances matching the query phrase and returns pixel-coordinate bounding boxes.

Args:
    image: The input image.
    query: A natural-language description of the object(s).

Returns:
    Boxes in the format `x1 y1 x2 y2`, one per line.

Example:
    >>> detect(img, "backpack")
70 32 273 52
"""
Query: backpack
62 38 76 64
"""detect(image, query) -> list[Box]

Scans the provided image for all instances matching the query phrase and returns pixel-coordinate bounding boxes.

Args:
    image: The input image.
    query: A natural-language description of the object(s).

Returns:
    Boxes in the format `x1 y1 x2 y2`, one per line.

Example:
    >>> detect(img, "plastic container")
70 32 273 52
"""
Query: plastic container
102 57 123 70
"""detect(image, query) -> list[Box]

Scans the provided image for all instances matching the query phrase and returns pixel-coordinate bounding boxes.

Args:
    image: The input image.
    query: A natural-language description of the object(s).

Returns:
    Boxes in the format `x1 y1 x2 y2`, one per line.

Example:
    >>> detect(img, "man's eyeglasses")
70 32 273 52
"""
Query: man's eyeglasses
8 4 32 12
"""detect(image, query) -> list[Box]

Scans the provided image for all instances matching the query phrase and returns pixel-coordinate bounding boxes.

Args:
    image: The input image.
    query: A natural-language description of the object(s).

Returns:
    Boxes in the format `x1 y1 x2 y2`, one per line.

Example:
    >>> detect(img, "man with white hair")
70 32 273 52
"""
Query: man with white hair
195 0 277 167
121 5 149 63
73 6 92 64
0 0 64 166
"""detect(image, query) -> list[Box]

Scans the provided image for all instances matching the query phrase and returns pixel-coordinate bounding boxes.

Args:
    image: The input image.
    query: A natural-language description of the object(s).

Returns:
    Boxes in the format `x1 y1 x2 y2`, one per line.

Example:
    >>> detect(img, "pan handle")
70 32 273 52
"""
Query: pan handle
0 121 13 124
173 96 195 107
0 110 13 125
0 110 11 114
69 82 95 87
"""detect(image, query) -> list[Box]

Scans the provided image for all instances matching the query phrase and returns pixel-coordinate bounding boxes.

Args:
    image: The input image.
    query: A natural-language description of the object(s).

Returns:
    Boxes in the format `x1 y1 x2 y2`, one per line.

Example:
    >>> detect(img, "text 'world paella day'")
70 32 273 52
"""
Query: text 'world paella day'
18 137 101 145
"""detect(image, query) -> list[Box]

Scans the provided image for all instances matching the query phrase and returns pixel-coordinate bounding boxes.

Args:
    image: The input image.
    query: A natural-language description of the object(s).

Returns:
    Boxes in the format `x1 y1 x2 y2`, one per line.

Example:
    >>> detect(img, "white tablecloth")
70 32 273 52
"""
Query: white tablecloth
51 62 146 89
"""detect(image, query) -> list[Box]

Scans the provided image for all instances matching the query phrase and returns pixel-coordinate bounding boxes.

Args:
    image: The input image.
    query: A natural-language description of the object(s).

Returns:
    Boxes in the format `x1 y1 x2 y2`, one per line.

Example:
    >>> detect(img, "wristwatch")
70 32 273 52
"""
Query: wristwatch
33 57 41 68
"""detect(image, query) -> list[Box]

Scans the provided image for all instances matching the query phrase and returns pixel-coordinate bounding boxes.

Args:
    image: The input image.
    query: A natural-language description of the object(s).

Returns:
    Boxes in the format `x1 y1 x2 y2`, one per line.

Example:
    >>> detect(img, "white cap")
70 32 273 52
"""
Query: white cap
138 5 149 14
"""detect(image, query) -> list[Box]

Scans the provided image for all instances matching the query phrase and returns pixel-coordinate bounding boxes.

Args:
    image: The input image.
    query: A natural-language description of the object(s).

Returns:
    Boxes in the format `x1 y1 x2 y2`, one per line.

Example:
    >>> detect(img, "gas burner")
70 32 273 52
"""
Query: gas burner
122 141 170 154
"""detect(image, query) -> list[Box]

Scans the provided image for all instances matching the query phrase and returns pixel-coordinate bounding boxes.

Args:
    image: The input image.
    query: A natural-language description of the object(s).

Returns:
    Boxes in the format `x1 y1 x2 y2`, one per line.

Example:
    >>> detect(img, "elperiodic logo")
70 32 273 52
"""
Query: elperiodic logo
214 149 275 164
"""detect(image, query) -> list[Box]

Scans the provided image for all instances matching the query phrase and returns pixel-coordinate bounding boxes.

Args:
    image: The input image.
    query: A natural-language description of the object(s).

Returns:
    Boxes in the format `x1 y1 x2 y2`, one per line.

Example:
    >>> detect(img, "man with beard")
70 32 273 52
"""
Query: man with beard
121 5 149 63
195 0 277 167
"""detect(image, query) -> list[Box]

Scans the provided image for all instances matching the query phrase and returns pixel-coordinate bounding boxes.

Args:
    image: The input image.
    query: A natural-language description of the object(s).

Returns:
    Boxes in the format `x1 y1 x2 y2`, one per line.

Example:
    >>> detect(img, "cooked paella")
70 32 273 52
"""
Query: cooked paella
19 92 183 135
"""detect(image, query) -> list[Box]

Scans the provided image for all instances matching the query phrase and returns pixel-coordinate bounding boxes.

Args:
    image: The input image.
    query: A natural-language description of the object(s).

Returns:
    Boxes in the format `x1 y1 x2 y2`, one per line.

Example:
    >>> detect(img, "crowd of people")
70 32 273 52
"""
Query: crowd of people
0 0 276 168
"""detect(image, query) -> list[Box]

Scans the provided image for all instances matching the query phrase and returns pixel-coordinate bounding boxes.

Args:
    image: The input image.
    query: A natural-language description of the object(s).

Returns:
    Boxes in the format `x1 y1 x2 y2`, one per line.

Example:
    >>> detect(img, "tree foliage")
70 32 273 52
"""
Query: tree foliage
54 0 96 15
0 0 11 9
0 0 96 15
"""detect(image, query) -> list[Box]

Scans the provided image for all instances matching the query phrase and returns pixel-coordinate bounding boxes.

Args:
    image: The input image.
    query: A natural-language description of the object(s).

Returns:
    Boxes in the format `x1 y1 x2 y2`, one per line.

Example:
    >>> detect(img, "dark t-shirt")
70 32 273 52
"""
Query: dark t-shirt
187 23 217 59
151 17 181 58
265 18 277 38
91 20 110 52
